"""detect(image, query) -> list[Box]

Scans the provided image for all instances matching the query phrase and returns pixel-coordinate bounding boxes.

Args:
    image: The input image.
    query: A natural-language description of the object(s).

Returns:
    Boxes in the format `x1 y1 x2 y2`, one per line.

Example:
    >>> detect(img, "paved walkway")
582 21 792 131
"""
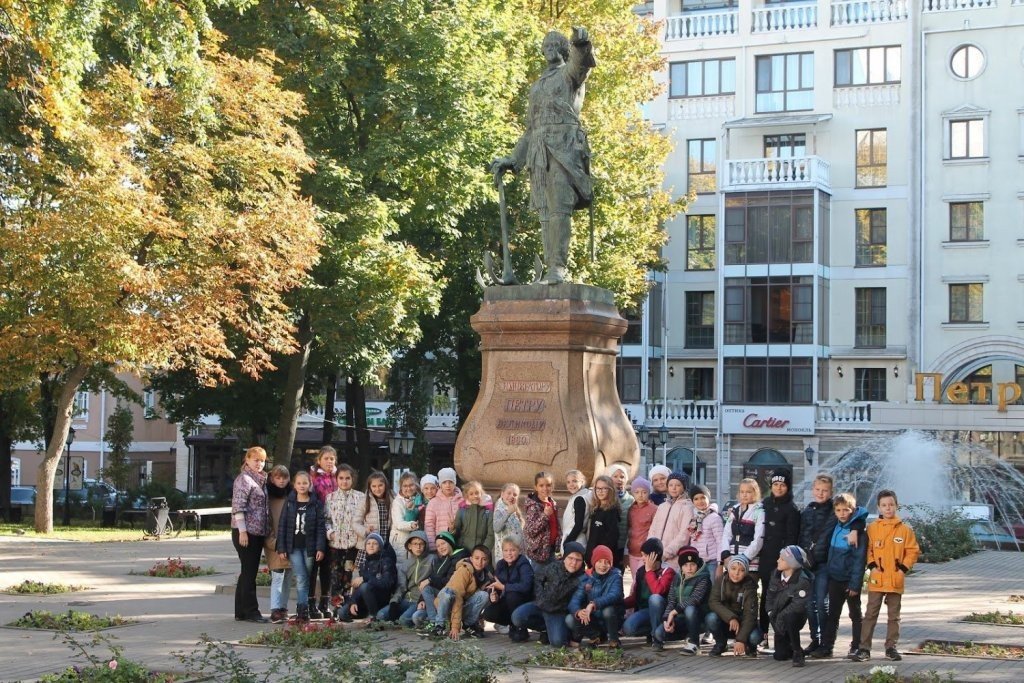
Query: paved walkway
0 534 1022 682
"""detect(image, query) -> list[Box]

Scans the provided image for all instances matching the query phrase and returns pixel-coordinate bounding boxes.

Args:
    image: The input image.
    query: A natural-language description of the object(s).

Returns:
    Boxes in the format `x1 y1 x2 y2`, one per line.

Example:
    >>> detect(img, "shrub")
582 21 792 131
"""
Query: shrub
902 504 975 563
3 580 87 594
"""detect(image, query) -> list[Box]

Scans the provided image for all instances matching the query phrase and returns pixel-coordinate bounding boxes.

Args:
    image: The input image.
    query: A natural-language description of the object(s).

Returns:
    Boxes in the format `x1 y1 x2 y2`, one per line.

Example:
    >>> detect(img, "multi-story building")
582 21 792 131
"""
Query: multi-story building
628 0 1024 501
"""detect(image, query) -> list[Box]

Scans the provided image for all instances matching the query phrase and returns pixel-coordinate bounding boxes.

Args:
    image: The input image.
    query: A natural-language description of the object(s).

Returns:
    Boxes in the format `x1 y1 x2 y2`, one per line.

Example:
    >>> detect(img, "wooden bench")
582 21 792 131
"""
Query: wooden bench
175 507 233 538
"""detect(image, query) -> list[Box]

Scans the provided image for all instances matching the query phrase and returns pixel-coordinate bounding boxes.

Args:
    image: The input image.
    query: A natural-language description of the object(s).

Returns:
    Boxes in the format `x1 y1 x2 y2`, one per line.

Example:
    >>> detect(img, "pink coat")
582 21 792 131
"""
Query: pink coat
689 505 725 565
424 489 463 550
647 497 695 566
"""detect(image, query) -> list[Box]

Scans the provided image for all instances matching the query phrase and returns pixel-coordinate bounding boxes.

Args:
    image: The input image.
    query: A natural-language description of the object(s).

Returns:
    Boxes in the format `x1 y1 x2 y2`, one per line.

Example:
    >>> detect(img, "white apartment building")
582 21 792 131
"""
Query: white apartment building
624 0 1024 501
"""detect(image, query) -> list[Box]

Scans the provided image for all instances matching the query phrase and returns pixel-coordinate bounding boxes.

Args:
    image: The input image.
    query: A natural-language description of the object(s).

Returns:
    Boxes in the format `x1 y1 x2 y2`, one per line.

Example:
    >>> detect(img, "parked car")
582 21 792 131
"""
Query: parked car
64 479 125 508
10 485 36 506
969 521 1021 551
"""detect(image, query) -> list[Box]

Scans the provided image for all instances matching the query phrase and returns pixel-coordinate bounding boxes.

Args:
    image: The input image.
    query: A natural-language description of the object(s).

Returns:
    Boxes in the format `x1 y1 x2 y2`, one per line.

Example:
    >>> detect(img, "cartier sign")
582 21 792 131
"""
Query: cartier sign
722 406 815 435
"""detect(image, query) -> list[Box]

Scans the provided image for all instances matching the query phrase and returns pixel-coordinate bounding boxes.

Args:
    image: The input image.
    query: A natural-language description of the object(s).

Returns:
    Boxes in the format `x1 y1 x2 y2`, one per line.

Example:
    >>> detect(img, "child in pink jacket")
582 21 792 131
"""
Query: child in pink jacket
424 467 463 551
646 472 695 571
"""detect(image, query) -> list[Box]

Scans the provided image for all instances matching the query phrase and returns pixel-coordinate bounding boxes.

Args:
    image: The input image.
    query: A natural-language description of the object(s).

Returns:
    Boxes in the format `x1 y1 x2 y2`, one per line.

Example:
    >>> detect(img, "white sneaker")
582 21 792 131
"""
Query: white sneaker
680 642 698 656
494 624 509 634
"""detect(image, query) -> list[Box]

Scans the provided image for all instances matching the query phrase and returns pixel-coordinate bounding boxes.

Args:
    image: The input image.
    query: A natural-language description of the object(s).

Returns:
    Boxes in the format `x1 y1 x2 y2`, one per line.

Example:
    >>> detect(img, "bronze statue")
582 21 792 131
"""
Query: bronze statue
491 27 595 285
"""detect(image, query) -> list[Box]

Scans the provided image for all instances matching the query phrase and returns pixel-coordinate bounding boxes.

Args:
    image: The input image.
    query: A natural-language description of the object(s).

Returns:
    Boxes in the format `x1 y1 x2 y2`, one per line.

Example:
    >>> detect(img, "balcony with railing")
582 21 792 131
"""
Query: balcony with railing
923 0 995 11
723 156 831 192
666 6 739 40
752 1 819 32
816 401 873 428
831 0 909 25
669 94 736 120
639 400 720 429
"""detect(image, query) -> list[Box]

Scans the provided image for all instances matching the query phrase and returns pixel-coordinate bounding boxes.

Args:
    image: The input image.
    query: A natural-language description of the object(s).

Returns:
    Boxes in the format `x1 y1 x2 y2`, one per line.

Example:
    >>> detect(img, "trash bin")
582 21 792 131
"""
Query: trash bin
102 505 117 527
146 497 170 537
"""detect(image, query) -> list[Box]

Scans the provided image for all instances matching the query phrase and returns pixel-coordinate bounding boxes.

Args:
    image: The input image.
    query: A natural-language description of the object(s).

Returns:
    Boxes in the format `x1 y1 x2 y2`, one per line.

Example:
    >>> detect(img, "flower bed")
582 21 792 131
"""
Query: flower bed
41 659 186 682
962 610 1024 626
915 639 1024 659
254 567 271 586
134 558 216 578
525 647 651 672
844 666 953 683
2 579 88 595
8 610 136 631
239 620 362 649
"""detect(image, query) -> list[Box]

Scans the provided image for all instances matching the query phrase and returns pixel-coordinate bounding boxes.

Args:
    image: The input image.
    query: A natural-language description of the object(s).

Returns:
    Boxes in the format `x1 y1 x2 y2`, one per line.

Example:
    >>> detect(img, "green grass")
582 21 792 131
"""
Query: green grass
962 610 1024 625
525 646 651 672
8 610 135 631
919 639 1024 659
2 579 89 594
0 523 227 542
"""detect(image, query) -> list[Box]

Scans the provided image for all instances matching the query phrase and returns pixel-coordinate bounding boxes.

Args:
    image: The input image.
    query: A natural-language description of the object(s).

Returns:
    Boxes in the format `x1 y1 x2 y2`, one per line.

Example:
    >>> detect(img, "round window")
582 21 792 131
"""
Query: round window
950 45 984 79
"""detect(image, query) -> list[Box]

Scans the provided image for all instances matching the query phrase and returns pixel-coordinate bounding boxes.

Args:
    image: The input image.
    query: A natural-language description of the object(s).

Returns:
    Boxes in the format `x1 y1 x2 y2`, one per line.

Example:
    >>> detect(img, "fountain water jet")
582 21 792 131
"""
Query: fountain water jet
818 430 1024 550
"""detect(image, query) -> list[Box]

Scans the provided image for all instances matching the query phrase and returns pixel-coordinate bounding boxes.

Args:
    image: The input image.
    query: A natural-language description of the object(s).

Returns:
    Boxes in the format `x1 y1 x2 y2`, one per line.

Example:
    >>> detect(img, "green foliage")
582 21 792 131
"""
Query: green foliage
844 667 953 683
3 579 88 594
239 621 367 649
9 610 134 631
526 646 649 672
902 504 976 563
254 566 272 586
184 632 508 682
963 610 1024 625
101 404 134 494
41 630 182 682
138 557 216 578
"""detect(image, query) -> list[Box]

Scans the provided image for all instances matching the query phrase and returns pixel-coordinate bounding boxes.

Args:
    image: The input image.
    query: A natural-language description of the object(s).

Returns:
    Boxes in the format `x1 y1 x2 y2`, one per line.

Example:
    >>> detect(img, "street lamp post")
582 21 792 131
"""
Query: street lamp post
63 427 76 527
387 429 416 474
636 423 650 469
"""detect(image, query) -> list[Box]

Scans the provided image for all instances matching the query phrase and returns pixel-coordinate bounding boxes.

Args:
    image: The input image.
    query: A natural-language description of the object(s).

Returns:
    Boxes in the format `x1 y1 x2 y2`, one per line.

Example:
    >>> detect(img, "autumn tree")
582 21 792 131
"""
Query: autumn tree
208 0 536 478
0 2 321 531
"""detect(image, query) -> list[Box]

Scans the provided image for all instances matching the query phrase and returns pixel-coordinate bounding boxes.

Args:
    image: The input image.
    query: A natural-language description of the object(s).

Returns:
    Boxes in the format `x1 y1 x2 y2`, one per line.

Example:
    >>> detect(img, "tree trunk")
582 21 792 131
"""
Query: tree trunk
273 313 313 467
344 378 357 467
34 364 90 533
0 436 11 522
322 372 337 446
350 376 372 485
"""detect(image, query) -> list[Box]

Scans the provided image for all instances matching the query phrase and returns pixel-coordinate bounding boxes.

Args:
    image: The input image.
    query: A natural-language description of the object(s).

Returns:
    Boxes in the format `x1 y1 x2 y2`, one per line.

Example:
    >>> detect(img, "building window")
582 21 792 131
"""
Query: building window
143 389 158 419
950 119 985 159
73 392 89 420
670 58 736 98
854 368 886 401
684 368 714 400
617 359 642 403
855 287 886 348
856 129 887 187
724 276 813 344
755 52 814 113
688 138 717 194
685 291 715 349
950 202 983 241
855 208 887 266
835 46 901 86
949 283 983 323
764 134 806 159
950 45 984 80
963 365 993 404
681 0 737 10
724 191 814 265
723 357 813 404
686 215 716 270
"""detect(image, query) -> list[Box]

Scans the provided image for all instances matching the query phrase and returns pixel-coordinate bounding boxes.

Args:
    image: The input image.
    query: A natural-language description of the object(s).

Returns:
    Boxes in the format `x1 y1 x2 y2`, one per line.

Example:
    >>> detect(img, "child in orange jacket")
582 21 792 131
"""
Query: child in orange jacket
851 489 920 663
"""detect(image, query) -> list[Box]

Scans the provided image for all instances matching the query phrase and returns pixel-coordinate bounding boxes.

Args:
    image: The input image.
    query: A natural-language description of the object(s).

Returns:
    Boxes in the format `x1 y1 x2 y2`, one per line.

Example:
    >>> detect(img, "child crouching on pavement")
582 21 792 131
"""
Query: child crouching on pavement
853 489 920 663
482 537 534 634
706 554 761 657
767 544 812 667
510 542 586 646
814 492 868 659
622 537 674 642
414 531 465 629
653 545 710 654
430 544 494 640
567 544 625 648
339 532 397 623
379 530 433 627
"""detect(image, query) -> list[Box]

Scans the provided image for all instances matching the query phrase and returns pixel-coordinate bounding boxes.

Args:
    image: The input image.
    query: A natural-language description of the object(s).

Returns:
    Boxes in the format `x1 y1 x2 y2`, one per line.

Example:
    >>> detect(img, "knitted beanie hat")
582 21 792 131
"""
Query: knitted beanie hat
420 474 439 489
780 544 807 570
590 545 614 566
648 464 671 481
630 477 652 494
676 545 704 569
727 554 750 572
437 467 457 484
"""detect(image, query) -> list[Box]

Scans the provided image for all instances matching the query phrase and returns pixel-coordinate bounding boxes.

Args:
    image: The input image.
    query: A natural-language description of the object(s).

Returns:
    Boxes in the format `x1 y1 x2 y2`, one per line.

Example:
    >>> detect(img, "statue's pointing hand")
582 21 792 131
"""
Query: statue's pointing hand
571 26 589 45
490 157 515 180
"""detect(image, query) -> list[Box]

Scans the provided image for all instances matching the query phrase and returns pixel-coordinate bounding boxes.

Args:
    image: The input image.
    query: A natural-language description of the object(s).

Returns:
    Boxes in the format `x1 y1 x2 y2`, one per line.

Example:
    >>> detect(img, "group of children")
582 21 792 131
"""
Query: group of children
255 447 921 665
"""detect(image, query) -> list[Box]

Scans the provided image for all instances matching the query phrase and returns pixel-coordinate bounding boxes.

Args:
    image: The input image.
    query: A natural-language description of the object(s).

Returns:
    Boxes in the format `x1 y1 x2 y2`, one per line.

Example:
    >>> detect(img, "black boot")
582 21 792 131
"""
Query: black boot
297 603 309 624
318 596 330 619
307 597 322 620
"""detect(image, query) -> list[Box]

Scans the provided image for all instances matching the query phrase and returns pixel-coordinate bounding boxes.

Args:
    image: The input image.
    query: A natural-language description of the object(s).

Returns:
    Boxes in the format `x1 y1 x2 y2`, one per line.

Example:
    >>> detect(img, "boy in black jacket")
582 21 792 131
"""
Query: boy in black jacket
767 544 812 667
759 470 801 640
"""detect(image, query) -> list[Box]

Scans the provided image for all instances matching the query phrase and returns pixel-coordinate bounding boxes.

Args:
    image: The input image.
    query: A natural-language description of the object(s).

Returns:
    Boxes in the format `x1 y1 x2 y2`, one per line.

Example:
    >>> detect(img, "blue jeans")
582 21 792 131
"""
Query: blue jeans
566 605 624 641
706 611 763 649
417 585 440 625
376 599 419 627
433 588 489 628
807 568 830 644
622 594 666 637
511 601 571 647
286 550 314 608
269 567 294 611
654 604 705 645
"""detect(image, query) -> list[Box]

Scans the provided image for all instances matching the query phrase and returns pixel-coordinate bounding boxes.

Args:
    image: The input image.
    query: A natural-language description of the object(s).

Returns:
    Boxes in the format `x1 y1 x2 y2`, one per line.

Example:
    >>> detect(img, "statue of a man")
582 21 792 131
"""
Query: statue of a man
491 27 596 285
